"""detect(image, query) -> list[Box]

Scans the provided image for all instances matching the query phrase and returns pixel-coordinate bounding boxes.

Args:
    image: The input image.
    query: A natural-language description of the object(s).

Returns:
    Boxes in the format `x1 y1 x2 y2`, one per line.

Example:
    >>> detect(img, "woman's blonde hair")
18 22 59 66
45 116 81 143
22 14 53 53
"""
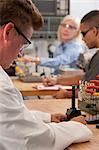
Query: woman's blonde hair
57 15 82 42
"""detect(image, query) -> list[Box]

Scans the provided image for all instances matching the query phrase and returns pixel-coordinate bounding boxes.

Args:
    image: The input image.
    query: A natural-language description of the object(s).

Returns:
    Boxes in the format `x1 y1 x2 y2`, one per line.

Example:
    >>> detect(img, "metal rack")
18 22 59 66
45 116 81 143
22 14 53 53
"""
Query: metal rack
32 0 69 39
78 80 99 124
33 16 63 39
78 80 99 115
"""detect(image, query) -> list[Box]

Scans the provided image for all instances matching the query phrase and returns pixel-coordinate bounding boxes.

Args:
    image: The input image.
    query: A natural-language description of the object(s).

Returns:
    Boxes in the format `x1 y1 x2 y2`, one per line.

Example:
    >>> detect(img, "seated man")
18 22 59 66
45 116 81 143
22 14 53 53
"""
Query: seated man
0 1 92 150
43 10 99 99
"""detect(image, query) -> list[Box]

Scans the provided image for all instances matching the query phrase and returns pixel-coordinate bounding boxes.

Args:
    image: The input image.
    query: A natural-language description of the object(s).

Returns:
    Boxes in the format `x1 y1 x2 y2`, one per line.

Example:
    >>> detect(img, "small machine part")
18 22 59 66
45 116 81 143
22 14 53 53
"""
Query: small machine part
86 118 99 124
61 85 81 122
78 79 99 128
96 124 99 128
66 85 81 120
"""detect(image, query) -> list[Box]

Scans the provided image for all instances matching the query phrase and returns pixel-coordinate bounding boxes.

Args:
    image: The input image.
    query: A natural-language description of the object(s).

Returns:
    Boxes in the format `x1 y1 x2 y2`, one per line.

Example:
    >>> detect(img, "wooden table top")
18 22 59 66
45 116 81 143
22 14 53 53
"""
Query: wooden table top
24 99 99 150
12 77 59 96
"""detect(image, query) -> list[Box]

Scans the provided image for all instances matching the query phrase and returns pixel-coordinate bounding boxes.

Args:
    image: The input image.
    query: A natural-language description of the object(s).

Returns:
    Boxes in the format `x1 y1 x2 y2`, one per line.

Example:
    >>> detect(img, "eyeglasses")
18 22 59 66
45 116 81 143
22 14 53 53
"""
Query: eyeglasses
81 26 99 37
60 23 77 30
13 23 31 49
81 28 92 37
0 21 31 49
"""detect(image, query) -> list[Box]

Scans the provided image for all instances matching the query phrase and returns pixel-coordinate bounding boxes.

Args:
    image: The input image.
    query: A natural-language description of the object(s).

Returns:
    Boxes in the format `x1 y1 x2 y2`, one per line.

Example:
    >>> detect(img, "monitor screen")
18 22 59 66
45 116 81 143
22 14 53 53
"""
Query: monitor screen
33 0 57 16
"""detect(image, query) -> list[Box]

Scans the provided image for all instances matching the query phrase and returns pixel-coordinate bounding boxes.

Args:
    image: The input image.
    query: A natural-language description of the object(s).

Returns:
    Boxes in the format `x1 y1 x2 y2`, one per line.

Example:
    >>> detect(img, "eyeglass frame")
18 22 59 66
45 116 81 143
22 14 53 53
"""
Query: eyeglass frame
60 23 77 30
0 21 31 49
81 26 99 37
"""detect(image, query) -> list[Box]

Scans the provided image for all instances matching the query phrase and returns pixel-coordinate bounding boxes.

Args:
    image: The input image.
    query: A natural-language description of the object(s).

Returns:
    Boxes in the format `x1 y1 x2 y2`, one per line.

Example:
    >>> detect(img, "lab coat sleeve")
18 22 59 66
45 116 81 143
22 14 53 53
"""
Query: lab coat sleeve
15 104 92 150
48 121 92 150
23 107 92 150
30 110 51 123
0 66 93 150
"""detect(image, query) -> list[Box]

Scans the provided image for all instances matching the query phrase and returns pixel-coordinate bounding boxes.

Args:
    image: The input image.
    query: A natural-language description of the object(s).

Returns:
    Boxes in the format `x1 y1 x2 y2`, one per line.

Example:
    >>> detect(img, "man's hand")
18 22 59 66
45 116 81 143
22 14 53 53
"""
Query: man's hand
43 77 57 86
53 89 67 99
51 113 67 123
17 57 33 63
33 56 40 65
51 114 87 125
71 116 87 125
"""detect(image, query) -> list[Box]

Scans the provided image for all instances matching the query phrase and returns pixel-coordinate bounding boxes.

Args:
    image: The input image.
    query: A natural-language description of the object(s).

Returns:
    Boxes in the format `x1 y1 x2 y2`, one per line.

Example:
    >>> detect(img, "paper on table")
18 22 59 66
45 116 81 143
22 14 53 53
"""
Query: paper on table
37 85 59 90
37 85 72 90
59 85 72 90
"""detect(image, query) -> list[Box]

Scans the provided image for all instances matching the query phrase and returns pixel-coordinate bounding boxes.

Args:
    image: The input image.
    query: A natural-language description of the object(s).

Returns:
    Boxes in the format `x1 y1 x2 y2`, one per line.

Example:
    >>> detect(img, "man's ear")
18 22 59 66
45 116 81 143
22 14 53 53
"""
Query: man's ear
3 22 15 41
93 27 98 36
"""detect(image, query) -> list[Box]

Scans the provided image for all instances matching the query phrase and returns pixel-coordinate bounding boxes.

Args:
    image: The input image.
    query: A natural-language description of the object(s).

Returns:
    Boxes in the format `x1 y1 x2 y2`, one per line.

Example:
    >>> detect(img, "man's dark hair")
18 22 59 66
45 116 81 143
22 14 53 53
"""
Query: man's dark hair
81 10 99 28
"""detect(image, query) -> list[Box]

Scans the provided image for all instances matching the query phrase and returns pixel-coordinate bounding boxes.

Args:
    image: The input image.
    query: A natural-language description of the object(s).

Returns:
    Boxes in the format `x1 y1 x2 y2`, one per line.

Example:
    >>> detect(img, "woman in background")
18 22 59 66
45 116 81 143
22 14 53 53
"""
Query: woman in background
33 15 87 74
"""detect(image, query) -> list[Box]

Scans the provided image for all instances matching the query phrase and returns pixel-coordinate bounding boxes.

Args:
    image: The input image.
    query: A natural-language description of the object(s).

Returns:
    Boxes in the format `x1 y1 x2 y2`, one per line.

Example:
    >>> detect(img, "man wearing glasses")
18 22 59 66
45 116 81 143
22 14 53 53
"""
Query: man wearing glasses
43 10 99 98
80 10 99 81
0 0 92 150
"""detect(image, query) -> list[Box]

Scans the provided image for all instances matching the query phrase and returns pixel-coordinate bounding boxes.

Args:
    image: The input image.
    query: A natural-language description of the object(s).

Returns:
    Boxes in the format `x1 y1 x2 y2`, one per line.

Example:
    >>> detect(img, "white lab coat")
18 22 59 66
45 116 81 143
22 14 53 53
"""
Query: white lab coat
0 66 92 150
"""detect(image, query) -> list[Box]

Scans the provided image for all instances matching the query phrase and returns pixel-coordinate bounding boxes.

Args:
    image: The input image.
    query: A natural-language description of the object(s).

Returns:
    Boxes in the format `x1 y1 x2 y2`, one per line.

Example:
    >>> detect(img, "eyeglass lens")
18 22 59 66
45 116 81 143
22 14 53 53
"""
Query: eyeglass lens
60 23 77 30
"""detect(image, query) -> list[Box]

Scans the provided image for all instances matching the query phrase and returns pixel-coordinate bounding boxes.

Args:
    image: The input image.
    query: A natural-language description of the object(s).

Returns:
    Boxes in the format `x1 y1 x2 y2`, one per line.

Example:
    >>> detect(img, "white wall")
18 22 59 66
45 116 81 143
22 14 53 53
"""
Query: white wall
70 0 99 19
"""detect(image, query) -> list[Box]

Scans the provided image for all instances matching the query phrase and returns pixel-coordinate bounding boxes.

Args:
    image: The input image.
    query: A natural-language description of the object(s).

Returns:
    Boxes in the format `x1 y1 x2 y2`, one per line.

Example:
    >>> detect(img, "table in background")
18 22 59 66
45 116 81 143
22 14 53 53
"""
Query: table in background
24 99 99 150
11 78 59 96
